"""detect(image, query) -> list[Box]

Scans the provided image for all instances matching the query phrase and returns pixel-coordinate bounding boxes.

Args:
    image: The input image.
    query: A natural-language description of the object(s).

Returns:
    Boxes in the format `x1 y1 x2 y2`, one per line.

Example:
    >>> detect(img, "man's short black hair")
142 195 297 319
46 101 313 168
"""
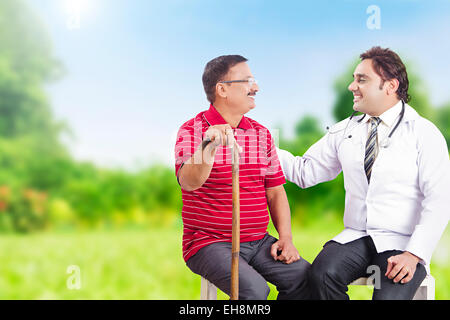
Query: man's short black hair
202 55 248 104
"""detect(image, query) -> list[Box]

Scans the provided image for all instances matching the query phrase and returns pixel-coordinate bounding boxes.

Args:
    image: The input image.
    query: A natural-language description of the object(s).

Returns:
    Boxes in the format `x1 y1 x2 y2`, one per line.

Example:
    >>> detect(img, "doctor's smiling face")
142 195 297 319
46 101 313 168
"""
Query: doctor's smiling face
348 59 399 116
348 47 409 117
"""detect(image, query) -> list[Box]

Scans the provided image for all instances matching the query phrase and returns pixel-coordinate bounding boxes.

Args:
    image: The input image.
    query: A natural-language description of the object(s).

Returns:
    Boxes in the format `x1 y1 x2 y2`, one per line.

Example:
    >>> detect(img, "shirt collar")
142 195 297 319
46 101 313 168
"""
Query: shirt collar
203 104 253 130
403 102 419 122
364 100 403 128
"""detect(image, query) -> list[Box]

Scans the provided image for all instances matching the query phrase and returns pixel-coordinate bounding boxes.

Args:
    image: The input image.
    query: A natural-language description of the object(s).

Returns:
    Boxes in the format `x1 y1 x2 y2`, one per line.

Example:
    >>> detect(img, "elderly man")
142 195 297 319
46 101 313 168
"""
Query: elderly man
175 55 310 300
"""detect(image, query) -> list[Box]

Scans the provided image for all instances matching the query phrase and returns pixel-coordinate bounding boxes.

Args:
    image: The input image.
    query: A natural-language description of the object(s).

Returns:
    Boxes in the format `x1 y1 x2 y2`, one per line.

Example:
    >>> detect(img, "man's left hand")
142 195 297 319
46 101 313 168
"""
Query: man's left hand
270 238 300 264
385 251 421 284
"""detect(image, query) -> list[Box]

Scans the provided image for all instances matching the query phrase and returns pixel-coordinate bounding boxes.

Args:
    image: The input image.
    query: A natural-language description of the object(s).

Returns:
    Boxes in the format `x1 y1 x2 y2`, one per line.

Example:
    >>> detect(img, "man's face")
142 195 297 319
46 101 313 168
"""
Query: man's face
348 59 388 115
220 62 259 115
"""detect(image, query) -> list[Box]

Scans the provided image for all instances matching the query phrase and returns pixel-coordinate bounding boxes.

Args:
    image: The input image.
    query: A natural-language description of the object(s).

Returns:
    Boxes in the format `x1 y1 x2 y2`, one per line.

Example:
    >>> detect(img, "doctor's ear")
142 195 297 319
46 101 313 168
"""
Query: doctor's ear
385 78 400 96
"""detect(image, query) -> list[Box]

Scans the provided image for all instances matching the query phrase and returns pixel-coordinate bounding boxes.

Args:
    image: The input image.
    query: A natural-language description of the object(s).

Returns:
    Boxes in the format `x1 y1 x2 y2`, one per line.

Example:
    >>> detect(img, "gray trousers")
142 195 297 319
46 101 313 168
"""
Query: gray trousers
186 233 311 300
309 236 427 300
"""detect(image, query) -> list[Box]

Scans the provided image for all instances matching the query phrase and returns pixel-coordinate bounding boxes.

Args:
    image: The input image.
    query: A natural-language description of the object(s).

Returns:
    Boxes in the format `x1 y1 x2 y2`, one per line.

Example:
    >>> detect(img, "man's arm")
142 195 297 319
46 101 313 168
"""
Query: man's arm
178 141 217 191
266 185 300 264
178 124 232 191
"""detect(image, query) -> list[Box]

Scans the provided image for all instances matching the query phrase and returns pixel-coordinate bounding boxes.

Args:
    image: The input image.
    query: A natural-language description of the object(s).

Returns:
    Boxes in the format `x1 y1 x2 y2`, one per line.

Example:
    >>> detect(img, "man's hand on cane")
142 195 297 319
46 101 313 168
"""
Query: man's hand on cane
204 124 243 154
204 124 234 148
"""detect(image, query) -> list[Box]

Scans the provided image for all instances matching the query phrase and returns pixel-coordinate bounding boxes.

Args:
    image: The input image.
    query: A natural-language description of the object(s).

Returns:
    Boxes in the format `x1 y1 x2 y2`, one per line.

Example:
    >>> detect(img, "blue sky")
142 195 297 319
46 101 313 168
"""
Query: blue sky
29 0 450 169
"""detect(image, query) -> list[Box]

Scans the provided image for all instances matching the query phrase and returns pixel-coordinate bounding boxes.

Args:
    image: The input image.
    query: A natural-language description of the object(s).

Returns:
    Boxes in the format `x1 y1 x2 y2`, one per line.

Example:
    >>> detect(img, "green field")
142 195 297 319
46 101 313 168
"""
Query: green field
0 221 449 300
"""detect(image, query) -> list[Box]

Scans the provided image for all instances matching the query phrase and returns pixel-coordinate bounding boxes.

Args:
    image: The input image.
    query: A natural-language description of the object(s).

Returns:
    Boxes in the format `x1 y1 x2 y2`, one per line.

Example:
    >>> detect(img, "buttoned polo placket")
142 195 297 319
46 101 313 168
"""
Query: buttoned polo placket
202 105 255 167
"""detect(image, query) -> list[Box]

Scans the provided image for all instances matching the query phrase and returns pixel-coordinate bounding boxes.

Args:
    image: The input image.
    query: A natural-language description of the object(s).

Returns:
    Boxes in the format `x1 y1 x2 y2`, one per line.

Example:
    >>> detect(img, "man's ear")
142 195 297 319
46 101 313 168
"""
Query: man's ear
216 83 227 99
386 78 400 96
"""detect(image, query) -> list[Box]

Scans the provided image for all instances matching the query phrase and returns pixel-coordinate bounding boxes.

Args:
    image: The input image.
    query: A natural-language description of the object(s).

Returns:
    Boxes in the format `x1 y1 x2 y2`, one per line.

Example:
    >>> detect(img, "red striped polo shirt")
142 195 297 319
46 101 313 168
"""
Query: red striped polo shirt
175 104 286 262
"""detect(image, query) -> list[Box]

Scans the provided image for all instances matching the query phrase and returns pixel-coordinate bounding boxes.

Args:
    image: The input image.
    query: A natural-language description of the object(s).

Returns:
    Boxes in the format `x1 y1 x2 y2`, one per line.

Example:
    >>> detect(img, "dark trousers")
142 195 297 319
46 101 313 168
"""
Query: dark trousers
187 233 311 300
309 236 427 300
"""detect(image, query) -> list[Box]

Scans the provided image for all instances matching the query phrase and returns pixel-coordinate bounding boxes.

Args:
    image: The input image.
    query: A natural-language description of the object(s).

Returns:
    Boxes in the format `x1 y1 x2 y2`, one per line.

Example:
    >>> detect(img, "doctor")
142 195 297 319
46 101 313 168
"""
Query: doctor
277 46 449 300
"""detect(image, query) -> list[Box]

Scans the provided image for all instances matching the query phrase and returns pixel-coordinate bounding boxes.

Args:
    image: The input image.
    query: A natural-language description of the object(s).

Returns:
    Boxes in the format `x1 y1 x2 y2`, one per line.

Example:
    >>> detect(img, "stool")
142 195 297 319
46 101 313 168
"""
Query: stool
349 274 435 300
200 274 435 300
200 277 217 300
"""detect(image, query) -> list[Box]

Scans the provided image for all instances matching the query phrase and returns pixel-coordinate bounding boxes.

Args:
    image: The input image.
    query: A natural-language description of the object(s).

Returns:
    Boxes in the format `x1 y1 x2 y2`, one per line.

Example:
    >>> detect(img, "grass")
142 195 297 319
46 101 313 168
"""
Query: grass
0 220 448 299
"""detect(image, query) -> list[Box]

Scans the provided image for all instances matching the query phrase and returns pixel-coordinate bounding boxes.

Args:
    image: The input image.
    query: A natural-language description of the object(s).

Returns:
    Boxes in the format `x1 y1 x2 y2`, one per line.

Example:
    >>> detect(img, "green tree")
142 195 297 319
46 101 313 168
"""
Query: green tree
435 103 450 149
0 0 73 231
0 0 70 192
0 0 64 140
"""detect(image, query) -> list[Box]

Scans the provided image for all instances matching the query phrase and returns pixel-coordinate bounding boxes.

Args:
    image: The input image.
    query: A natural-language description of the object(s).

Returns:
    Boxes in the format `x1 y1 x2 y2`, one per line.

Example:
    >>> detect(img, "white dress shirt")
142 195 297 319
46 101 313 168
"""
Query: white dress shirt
277 100 450 271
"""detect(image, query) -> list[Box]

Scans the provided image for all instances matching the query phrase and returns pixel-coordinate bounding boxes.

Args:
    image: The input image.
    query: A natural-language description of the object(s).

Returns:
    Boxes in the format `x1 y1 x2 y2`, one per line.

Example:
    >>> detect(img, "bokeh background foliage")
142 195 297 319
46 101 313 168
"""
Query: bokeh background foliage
0 0 448 299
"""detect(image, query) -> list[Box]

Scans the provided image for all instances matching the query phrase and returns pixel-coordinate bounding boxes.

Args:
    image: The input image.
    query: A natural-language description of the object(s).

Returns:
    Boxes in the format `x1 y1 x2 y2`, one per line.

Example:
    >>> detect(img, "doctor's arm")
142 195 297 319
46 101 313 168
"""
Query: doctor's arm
387 121 450 284
404 122 450 265
276 133 342 188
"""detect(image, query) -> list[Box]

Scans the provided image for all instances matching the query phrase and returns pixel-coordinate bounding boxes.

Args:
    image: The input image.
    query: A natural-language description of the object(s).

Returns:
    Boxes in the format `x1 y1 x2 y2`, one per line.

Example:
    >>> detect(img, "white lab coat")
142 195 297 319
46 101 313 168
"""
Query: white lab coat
277 101 450 270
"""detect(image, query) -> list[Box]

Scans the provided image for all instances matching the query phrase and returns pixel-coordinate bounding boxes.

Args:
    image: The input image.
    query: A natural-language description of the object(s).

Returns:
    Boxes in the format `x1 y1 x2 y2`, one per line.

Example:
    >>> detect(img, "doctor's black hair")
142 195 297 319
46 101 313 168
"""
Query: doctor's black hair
360 46 411 103
202 55 248 104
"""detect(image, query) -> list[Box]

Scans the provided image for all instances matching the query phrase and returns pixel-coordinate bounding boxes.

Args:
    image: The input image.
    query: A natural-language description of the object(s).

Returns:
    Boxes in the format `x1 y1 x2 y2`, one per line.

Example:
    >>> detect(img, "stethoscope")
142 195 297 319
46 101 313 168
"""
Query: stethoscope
326 100 405 149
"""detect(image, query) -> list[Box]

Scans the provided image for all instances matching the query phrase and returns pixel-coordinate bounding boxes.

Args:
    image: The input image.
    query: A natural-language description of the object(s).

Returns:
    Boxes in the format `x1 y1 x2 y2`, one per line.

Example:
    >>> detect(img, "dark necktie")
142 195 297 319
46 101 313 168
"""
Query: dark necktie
364 117 381 183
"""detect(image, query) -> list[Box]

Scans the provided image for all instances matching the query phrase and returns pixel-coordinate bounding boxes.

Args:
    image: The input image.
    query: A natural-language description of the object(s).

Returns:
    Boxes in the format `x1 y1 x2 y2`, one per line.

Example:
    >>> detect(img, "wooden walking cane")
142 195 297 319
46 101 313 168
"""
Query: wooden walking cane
229 131 241 300
203 130 241 300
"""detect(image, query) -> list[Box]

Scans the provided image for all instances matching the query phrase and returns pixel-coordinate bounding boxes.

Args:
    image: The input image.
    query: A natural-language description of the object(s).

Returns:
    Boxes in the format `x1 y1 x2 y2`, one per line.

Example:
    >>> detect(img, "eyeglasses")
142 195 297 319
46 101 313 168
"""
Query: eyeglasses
219 77 258 87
